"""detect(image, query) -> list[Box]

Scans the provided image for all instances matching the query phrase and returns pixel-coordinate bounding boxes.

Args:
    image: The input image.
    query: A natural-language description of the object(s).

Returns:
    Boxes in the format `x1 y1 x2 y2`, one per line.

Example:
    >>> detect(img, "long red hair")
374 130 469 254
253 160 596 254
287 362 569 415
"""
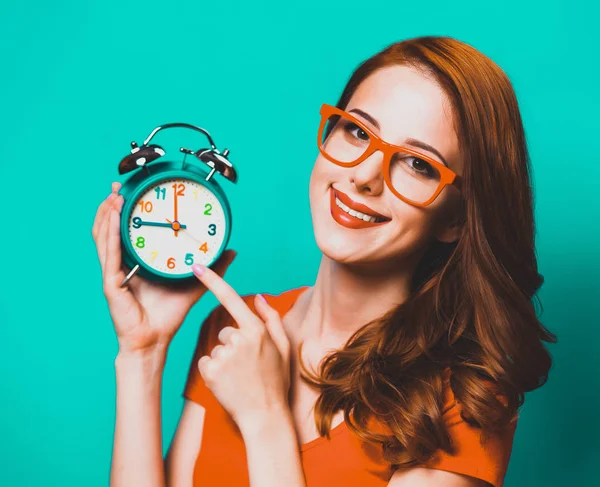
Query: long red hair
298 36 557 468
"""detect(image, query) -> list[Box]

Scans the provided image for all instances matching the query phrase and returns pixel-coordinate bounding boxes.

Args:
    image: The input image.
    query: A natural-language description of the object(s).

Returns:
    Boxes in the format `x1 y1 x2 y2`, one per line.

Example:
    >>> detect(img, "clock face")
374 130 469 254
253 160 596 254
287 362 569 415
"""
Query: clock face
126 178 228 276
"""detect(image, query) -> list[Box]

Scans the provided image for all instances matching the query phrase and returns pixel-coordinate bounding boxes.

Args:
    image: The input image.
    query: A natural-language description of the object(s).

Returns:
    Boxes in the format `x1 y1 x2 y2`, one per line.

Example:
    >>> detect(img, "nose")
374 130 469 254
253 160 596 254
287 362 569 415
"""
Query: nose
350 149 385 196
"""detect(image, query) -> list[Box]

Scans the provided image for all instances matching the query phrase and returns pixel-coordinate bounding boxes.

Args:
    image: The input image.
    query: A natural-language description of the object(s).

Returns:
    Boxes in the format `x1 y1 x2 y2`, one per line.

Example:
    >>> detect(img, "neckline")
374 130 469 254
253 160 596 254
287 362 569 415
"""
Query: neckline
267 285 349 452
300 417 348 452
272 285 311 318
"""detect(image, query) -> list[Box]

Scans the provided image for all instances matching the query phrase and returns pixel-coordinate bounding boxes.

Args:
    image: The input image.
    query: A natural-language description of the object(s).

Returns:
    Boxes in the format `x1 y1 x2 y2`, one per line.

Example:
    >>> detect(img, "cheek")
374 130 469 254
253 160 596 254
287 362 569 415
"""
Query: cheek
309 157 337 202
386 203 444 252
310 156 334 183
308 162 323 222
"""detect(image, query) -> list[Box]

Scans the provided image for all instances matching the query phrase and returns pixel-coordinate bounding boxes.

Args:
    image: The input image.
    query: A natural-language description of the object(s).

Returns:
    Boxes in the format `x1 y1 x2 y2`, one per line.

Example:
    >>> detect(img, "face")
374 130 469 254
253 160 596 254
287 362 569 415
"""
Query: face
309 64 464 273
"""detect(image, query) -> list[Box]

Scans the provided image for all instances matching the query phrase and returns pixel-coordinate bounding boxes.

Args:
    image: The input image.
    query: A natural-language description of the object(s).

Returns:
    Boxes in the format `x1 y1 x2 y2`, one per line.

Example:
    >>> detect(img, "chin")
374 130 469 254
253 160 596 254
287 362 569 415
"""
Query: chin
314 228 361 264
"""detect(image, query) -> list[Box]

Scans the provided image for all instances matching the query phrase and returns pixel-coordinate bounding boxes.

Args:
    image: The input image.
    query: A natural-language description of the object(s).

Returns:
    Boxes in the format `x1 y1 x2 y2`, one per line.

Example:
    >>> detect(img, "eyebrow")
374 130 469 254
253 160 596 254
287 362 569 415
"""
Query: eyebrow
348 108 449 167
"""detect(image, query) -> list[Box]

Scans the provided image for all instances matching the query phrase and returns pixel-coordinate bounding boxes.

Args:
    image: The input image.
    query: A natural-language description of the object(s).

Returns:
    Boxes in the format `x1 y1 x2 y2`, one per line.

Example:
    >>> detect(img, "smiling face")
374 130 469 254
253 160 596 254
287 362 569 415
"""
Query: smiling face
309 64 464 272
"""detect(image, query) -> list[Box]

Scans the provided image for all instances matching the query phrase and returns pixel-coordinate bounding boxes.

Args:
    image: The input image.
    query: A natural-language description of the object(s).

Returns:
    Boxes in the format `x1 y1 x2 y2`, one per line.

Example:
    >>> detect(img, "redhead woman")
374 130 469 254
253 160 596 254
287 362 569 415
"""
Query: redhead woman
92 36 556 487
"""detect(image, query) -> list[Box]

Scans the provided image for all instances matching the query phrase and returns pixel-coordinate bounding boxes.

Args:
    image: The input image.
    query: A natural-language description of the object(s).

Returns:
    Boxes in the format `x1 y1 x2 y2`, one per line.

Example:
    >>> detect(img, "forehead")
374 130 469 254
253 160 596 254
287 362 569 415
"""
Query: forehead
345 65 461 172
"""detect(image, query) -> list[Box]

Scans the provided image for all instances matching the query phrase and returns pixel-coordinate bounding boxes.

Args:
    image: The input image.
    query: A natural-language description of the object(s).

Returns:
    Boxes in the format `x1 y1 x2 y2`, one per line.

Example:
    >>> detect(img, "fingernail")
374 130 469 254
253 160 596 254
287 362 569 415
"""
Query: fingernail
191 263 205 276
257 294 266 303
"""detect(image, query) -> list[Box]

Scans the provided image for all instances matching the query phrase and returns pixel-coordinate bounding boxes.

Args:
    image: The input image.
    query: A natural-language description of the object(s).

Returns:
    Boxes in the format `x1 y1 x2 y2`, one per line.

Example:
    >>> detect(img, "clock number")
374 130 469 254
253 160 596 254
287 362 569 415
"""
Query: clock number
193 189 198 201
135 236 145 248
173 183 185 196
199 242 208 253
167 257 176 269
132 217 142 229
204 203 212 215
150 251 158 262
138 200 153 212
154 187 166 200
185 253 194 265
208 224 217 236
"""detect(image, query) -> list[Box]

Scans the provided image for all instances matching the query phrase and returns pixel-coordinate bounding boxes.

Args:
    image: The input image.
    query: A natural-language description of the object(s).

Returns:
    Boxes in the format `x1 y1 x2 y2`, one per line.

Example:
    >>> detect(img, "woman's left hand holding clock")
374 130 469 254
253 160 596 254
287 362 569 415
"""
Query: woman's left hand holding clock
92 181 237 354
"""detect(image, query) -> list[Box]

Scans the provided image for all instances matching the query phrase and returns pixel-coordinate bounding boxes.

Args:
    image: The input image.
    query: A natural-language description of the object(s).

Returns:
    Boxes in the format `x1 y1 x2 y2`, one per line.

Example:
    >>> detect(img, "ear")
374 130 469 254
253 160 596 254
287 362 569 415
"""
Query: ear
434 221 462 244
433 197 464 244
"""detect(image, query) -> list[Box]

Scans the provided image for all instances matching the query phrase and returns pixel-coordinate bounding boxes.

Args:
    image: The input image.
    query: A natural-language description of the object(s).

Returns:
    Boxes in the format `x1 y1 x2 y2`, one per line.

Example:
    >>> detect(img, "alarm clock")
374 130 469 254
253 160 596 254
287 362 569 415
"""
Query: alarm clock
116 122 238 288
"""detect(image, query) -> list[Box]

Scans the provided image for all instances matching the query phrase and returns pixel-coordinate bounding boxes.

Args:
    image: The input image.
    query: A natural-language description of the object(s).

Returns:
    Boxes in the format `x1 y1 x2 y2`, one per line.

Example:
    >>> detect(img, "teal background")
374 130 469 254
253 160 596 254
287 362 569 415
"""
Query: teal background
0 0 598 485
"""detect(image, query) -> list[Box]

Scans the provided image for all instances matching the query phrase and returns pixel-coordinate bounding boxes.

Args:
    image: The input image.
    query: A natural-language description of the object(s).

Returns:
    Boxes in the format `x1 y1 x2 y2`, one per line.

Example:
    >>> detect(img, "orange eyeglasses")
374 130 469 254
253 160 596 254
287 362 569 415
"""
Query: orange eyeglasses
317 103 462 207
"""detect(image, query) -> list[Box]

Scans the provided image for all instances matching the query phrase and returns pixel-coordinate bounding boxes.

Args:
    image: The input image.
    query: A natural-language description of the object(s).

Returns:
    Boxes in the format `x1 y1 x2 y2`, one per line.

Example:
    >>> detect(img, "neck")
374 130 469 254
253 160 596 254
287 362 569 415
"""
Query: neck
295 254 416 351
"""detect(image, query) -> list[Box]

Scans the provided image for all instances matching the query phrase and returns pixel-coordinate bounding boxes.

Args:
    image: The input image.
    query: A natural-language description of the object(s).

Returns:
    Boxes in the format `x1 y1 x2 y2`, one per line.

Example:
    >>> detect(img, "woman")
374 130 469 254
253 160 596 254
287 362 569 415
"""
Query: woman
93 36 556 487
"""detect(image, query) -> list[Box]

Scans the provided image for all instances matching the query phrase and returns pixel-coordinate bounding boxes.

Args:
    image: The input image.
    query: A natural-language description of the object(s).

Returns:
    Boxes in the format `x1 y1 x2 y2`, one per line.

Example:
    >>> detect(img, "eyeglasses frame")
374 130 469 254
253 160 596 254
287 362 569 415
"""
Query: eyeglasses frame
317 103 462 207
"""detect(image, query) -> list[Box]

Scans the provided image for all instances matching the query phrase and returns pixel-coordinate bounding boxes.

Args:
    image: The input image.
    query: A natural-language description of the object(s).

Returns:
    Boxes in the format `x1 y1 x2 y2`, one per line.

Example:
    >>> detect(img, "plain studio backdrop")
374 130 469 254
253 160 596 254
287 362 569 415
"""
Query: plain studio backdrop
0 1 598 486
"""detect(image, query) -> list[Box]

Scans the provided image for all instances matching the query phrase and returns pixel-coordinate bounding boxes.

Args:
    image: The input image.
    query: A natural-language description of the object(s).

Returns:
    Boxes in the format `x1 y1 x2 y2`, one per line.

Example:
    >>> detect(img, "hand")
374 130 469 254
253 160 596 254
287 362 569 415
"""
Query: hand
92 181 237 354
190 264 291 429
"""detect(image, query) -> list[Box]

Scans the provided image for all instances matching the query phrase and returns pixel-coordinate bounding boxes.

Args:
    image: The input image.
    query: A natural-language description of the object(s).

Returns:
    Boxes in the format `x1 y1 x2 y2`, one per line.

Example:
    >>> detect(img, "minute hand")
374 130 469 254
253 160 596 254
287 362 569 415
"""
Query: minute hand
175 226 204 244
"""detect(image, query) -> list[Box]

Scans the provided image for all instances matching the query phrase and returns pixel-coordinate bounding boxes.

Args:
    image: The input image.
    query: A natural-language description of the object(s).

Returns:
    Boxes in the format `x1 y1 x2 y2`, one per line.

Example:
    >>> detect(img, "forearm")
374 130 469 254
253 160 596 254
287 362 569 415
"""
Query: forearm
110 346 168 487
239 409 306 487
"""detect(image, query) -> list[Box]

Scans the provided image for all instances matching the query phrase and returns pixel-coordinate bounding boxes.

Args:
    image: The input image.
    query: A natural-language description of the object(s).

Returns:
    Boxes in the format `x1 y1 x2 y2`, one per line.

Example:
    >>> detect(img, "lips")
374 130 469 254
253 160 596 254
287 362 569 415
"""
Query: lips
330 187 391 230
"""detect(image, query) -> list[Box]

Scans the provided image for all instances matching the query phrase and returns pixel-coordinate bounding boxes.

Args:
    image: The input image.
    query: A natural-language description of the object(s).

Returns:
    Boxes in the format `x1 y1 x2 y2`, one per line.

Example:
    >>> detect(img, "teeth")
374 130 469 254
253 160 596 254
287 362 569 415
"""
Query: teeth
335 196 384 223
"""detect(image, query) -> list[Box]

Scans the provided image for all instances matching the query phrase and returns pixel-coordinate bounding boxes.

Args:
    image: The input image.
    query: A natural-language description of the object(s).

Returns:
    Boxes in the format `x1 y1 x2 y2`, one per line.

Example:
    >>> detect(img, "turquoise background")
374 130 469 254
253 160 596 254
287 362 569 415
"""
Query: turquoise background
1 1 598 485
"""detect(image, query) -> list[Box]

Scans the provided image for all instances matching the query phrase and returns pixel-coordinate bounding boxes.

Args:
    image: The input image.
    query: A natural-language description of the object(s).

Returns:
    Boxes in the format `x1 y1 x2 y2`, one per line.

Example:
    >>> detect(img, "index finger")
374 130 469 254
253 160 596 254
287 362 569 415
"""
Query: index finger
191 264 261 331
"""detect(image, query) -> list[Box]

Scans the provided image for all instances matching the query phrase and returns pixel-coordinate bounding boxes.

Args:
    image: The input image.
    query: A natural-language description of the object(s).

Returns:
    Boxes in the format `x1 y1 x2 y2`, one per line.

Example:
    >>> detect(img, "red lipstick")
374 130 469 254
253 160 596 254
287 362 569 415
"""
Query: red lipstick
329 187 390 230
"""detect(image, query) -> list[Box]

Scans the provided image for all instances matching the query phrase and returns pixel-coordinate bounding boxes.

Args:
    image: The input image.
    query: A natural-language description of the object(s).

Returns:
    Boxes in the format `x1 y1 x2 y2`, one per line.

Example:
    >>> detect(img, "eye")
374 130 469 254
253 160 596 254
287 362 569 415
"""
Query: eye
344 122 370 141
390 153 439 180
406 157 435 177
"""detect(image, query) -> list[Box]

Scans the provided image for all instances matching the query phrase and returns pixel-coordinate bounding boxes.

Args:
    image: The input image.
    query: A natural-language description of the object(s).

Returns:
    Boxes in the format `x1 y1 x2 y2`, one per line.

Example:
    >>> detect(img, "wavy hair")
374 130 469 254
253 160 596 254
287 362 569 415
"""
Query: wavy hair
298 36 557 468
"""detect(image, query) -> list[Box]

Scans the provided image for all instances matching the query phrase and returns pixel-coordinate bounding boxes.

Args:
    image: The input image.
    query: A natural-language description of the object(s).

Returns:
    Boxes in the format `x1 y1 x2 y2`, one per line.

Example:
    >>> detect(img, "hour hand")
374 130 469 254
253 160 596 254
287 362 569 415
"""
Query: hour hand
132 217 187 229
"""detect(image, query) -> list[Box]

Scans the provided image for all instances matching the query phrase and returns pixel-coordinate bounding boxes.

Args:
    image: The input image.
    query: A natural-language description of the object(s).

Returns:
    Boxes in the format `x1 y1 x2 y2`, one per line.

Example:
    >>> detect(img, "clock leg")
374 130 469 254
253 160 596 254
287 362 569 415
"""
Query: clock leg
120 264 140 288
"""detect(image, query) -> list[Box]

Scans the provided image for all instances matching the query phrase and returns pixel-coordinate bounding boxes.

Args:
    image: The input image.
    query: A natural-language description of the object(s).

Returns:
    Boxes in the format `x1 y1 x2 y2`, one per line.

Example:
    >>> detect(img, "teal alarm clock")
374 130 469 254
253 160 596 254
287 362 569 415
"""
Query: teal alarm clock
116 123 238 288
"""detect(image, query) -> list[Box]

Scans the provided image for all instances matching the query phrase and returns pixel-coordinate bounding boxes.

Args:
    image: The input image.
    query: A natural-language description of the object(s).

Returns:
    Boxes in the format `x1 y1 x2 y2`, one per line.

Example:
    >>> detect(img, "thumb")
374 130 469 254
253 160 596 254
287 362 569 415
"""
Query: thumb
254 294 290 359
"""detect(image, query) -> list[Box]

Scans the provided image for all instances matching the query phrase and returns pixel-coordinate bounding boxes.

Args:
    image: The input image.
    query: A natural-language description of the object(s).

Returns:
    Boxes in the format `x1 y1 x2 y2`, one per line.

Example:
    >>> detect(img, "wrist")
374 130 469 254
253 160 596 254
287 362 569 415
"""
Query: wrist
237 403 294 440
117 333 172 355
115 344 168 370
117 340 168 358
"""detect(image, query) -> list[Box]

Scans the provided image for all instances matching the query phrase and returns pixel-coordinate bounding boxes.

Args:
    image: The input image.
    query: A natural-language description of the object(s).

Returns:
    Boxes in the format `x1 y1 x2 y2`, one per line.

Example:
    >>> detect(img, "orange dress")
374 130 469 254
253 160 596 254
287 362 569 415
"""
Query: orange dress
183 286 517 487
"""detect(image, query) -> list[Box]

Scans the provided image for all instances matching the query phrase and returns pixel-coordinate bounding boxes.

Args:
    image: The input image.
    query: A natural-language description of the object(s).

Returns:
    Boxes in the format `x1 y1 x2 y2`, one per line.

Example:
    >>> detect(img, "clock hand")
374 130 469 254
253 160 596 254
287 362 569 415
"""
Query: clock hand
142 221 171 228
133 217 187 229
173 183 179 238
167 220 203 244
165 218 188 231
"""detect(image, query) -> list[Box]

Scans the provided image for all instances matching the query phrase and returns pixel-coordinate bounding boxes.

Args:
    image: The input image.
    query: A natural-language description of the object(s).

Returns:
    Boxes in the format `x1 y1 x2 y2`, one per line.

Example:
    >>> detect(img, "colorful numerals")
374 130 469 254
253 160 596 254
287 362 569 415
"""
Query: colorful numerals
137 200 153 212
131 180 222 273
173 182 185 196
139 251 201 268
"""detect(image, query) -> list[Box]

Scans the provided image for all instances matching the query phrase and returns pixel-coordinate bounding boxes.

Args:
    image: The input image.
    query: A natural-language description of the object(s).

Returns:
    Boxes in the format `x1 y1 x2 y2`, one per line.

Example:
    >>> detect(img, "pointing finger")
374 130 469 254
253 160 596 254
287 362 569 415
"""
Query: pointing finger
191 264 261 331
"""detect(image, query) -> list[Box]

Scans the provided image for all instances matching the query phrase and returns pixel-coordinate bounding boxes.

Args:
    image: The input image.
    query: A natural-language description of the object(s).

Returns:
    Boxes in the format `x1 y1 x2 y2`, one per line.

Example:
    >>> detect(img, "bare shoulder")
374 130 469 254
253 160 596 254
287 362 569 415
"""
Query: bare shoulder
388 467 491 487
